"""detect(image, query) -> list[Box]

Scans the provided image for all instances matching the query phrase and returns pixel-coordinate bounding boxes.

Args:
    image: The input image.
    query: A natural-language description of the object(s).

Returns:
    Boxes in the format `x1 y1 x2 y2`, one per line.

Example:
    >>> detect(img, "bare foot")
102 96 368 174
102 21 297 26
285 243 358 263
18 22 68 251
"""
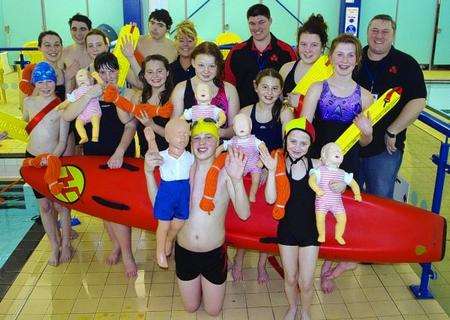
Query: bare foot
59 245 73 264
157 251 168 269
231 262 243 282
106 247 121 265
283 306 297 320
257 265 269 284
328 262 357 279
249 192 256 203
70 228 79 240
320 275 335 294
48 247 60 267
164 239 174 257
124 258 138 278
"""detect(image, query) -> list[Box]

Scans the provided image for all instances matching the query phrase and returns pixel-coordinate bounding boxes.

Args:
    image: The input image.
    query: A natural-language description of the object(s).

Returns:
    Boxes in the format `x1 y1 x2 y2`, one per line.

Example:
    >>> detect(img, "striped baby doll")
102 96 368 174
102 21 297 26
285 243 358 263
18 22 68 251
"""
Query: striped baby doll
308 142 362 245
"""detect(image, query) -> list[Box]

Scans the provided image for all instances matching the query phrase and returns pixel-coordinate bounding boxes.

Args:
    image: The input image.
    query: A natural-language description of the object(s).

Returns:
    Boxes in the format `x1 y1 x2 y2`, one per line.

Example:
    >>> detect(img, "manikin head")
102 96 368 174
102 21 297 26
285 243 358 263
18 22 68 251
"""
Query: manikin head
75 69 93 87
164 118 190 155
232 114 252 138
321 142 344 168
195 83 212 105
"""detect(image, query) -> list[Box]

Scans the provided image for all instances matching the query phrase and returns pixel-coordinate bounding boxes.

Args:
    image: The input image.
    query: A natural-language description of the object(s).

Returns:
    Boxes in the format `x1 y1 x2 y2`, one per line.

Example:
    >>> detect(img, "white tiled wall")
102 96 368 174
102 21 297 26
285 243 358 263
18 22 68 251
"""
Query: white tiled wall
0 158 23 178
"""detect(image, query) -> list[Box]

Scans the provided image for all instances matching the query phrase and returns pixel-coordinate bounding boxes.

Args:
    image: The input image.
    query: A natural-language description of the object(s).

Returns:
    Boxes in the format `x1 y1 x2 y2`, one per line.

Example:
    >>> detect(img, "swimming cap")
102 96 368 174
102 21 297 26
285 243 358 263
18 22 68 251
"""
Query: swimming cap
284 117 316 143
191 118 219 140
31 61 57 84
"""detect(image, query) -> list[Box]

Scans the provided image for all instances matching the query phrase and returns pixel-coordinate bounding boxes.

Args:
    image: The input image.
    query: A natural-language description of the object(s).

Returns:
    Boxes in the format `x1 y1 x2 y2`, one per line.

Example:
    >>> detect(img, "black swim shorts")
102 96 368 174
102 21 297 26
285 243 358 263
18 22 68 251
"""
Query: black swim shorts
175 242 227 285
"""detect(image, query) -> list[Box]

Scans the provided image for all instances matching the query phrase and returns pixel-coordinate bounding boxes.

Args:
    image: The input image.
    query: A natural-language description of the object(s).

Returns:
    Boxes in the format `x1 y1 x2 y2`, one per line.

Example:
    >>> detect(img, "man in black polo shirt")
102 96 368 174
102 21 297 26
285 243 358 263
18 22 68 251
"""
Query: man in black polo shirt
354 14 426 199
224 3 297 108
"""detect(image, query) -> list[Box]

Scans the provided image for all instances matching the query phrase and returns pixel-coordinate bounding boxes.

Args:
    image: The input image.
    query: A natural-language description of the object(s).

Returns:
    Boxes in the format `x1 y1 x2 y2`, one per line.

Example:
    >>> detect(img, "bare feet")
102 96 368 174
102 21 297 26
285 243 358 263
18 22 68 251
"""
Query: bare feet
231 262 243 282
48 247 60 267
106 246 121 265
59 245 73 264
283 306 297 320
124 258 138 278
320 261 335 294
257 264 269 284
156 249 168 269
328 262 357 279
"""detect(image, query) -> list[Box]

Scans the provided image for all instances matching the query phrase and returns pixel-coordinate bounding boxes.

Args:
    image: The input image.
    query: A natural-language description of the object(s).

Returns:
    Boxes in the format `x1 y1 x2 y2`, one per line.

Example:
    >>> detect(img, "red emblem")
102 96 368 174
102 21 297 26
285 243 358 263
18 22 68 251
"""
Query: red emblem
269 54 278 63
389 65 398 74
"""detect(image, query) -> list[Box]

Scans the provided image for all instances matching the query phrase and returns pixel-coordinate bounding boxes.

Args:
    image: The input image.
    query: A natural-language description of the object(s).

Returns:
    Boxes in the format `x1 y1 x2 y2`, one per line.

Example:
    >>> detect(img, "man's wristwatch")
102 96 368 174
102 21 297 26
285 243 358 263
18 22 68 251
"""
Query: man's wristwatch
385 130 396 138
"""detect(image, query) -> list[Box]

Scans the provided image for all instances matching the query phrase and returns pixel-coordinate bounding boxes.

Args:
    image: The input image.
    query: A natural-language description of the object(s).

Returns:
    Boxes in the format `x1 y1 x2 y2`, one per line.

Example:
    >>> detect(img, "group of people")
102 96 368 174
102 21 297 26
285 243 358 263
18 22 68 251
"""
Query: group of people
10 3 426 319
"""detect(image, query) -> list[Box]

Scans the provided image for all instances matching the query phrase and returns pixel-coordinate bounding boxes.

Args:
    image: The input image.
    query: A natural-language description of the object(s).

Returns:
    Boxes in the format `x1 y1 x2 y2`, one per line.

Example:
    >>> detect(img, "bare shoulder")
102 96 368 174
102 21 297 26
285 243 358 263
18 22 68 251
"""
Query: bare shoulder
239 105 252 116
173 80 187 95
309 81 324 93
279 61 296 79
23 96 34 110
223 81 237 93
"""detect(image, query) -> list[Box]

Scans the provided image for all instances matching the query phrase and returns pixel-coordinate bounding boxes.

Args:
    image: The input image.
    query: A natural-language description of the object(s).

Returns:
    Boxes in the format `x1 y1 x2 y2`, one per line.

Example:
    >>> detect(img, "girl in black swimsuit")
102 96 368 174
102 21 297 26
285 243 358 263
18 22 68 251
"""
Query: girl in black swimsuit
260 117 319 320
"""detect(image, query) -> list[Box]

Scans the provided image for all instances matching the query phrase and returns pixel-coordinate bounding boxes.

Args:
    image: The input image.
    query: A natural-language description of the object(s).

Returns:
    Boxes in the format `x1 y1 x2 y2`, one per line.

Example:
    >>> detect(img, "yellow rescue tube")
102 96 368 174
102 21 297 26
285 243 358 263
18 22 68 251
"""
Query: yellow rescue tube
335 87 403 155
0 111 29 142
113 24 140 87
291 55 334 96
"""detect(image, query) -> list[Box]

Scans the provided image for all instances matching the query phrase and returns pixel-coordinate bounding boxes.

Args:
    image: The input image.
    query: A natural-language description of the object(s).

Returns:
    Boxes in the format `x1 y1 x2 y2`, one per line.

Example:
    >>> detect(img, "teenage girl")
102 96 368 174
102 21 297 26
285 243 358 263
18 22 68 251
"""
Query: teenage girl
232 68 293 284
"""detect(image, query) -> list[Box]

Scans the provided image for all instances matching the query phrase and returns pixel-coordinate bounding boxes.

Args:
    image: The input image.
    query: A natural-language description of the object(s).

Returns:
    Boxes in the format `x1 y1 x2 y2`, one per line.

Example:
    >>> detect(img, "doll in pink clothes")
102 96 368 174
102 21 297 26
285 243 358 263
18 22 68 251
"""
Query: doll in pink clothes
216 113 268 202
308 142 362 245
182 83 226 127
67 69 101 144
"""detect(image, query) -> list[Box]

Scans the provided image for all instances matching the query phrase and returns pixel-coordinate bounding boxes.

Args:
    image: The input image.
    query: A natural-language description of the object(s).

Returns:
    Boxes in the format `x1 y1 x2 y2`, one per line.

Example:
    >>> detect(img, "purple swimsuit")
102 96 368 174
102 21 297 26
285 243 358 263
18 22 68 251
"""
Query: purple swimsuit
317 81 362 124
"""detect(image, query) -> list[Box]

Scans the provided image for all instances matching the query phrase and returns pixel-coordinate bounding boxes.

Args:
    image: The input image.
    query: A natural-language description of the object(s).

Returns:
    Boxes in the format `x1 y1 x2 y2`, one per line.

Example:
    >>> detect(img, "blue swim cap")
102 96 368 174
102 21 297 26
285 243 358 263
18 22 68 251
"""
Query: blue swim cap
31 61 57 84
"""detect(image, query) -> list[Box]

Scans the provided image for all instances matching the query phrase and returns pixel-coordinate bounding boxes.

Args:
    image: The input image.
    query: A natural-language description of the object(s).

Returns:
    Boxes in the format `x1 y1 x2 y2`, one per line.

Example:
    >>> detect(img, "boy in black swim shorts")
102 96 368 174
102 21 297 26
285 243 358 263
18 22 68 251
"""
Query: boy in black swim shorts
145 119 250 316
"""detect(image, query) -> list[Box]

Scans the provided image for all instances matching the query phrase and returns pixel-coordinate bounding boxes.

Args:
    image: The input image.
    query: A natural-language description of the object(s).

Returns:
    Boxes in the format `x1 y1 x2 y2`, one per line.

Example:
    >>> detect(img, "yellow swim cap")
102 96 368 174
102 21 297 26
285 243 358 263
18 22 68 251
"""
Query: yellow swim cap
191 118 219 140
284 117 316 142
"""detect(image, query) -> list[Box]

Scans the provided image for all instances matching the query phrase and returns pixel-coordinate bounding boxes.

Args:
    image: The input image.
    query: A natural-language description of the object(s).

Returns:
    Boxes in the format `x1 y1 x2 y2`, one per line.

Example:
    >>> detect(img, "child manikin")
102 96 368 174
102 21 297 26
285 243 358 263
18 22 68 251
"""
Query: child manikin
67 69 101 144
217 113 267 202
145 118 194 268
182 83 226 127
308 142 362 245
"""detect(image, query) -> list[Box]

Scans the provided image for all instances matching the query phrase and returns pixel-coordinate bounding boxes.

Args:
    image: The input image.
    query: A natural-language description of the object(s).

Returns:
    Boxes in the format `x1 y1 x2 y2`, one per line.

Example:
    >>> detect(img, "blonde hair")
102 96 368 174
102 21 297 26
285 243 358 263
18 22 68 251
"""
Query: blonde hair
174 20 197 41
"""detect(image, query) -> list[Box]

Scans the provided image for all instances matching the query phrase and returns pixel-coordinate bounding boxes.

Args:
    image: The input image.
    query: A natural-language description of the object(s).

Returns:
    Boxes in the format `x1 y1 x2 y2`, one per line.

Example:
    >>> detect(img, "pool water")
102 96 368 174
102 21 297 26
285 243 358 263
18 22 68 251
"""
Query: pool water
0 182 39 268
426 82 450 116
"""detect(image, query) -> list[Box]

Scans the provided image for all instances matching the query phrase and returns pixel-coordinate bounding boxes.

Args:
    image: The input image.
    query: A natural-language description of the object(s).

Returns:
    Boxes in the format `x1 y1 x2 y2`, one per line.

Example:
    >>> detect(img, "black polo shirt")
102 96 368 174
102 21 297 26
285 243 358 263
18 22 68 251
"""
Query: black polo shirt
353 46 426 157
224 33 297 108
169 55 195 87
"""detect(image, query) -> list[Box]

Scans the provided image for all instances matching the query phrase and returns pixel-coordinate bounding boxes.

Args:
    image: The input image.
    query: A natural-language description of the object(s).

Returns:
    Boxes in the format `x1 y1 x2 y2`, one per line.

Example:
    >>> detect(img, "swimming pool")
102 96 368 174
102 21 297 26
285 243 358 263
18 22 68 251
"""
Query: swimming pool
0 182 39 268
426 82 450 117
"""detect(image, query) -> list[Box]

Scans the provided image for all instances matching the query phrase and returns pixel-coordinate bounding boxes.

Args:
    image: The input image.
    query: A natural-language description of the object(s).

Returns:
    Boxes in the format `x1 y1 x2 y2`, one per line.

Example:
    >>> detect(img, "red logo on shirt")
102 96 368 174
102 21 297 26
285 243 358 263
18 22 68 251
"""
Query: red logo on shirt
269 54 278 63
389 65 398 74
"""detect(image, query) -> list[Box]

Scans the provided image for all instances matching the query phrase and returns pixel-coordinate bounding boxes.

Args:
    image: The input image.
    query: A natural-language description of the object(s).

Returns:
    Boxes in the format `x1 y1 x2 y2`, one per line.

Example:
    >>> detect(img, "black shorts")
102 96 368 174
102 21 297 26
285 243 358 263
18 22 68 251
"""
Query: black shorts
175 242 227 285
25 151 45 199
